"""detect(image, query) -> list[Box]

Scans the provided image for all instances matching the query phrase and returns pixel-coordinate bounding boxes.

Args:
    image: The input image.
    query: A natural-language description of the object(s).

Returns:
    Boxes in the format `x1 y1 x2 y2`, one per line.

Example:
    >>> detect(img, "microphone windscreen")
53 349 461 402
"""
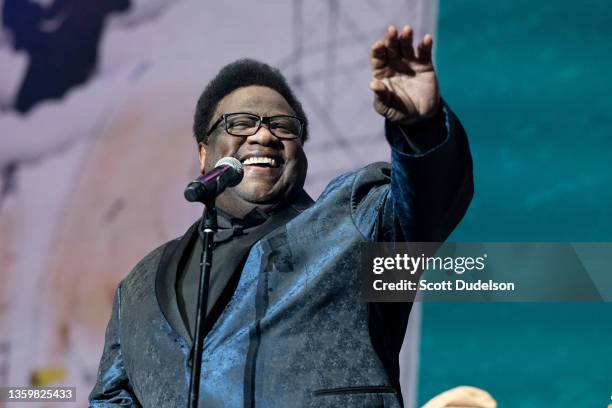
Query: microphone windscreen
215 156 243 186
215 157 243 175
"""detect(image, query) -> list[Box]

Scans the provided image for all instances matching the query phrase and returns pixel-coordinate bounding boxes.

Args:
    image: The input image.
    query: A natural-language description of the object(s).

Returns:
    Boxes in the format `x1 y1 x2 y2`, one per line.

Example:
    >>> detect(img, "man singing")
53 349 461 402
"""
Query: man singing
90 25 476 407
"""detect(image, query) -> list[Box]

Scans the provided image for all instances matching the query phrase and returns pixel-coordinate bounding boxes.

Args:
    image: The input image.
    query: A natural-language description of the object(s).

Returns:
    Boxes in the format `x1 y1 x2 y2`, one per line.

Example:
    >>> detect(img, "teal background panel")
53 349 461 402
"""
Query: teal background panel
418 0 612 406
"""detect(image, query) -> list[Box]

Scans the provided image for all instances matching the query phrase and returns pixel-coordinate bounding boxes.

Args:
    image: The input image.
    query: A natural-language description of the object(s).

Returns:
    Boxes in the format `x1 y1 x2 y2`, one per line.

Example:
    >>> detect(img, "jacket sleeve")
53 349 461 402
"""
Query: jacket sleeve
352 102 473 391
89 285 141 407
372 100 474 242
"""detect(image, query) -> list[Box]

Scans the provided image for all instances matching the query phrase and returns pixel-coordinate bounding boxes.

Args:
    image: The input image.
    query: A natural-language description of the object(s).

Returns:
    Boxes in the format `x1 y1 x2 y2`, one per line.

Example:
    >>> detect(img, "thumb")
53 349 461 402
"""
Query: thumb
370 79 390 101
370 79 393 114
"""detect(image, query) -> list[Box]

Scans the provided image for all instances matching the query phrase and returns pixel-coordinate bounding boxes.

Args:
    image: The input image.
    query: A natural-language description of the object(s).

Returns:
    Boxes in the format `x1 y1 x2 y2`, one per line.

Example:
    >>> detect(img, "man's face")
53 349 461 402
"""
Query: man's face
199 85 308 215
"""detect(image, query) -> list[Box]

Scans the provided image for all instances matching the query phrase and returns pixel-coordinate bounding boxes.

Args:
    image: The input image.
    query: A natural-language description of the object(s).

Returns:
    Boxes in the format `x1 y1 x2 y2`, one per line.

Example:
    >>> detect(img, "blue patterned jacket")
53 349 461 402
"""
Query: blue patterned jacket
90 104 473 407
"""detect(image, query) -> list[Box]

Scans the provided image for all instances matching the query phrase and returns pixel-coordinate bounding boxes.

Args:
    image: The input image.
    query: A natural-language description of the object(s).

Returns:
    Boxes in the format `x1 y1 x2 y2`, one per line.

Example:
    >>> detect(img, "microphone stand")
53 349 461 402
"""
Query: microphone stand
187 201 217 408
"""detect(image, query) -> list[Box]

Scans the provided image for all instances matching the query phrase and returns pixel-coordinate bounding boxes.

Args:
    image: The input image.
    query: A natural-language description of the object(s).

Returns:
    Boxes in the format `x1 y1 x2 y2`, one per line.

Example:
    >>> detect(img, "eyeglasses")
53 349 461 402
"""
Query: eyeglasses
207 112 304 140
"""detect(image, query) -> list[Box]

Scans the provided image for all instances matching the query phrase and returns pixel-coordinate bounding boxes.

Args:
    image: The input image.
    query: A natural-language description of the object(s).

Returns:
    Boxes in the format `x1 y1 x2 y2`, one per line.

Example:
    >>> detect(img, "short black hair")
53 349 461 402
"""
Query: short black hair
193 59 308 145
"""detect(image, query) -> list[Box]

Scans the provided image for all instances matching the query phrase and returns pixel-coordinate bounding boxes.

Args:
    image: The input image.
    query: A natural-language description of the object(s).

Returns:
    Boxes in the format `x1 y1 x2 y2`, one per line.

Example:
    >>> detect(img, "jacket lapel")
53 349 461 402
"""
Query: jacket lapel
155 220 199 344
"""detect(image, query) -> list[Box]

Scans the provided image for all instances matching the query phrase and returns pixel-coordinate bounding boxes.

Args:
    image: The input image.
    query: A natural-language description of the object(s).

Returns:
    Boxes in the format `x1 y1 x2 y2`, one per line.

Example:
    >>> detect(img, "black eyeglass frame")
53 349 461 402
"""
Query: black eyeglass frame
206 112 305 140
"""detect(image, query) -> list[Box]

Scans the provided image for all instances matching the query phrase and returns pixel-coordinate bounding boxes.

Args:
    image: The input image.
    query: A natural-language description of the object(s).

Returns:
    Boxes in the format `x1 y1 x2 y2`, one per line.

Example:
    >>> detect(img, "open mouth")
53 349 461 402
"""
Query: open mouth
241 156 283 169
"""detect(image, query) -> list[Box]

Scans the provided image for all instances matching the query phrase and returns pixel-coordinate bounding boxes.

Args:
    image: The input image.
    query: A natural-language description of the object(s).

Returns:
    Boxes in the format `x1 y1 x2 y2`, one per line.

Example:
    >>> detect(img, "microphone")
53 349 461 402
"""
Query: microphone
184 157 244 203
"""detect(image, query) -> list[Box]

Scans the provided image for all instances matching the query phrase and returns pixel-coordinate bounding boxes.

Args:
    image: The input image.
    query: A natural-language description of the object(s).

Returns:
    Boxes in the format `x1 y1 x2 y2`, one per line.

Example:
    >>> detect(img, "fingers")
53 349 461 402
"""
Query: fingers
416 33 434 64
370 41 387 70
383 25 401 59
398 25 415 59
369 24 435 87
375 25 433 63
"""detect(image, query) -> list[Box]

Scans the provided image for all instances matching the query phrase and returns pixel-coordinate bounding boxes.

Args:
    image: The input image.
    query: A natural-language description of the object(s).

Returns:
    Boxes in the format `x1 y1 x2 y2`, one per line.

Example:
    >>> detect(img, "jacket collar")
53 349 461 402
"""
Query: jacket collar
155 220 200 343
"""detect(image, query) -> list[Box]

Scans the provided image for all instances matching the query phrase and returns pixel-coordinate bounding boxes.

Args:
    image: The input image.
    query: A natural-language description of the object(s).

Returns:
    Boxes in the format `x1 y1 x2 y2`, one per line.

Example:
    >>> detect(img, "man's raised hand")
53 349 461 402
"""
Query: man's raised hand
369 25 440 125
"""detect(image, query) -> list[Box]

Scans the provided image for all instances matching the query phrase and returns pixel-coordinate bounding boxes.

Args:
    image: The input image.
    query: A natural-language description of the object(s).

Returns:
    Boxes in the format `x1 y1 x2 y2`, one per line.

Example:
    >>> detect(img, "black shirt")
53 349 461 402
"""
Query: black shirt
176 206 299 338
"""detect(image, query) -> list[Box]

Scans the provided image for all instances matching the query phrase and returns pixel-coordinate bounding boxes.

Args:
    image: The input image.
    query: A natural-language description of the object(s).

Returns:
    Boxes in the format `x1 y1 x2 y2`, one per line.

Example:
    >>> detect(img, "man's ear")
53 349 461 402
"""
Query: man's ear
198 143 207 174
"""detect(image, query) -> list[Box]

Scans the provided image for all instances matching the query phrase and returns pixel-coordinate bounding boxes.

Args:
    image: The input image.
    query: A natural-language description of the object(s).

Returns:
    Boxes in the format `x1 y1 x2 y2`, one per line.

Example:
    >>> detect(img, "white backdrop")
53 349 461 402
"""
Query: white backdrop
0 1 438 406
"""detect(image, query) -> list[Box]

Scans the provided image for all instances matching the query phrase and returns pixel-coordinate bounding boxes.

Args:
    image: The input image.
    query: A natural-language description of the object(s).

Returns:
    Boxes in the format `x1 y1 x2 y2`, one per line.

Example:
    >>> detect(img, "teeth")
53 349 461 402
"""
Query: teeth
243 157 278 167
